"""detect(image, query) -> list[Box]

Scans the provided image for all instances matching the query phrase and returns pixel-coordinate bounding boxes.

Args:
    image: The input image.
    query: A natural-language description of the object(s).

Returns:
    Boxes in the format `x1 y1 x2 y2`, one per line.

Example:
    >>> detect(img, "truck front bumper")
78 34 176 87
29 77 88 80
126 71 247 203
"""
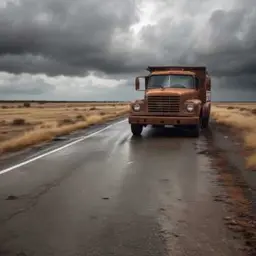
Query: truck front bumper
128 115 199 125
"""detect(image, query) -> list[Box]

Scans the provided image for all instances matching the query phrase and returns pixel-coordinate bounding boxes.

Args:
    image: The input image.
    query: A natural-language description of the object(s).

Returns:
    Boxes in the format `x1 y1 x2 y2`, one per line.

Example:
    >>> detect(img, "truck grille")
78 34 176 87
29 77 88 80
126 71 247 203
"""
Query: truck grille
147 96 180 113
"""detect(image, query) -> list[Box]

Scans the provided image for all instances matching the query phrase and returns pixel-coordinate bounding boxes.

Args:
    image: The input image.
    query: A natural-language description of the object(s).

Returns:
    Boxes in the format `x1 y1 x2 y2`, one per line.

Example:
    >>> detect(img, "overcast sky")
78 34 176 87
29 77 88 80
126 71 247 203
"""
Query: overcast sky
0 0 255 101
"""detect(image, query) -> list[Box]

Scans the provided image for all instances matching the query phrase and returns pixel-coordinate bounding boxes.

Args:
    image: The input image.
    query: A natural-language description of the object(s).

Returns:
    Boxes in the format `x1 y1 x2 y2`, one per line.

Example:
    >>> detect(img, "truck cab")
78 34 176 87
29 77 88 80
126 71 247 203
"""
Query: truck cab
128 66 211 137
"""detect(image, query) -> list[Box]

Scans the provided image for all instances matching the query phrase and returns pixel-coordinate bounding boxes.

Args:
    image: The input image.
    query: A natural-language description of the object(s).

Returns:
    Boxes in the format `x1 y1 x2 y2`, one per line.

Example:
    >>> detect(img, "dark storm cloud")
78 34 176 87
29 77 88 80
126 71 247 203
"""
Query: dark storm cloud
0 54 90 76
0 0 255 95
194 4 256 91
0 0 140 76
195 7 256 78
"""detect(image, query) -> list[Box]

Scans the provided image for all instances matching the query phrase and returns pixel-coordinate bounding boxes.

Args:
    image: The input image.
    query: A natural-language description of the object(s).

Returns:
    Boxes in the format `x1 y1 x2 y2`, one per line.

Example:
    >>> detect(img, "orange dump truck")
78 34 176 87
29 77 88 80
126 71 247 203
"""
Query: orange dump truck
128 66 211 137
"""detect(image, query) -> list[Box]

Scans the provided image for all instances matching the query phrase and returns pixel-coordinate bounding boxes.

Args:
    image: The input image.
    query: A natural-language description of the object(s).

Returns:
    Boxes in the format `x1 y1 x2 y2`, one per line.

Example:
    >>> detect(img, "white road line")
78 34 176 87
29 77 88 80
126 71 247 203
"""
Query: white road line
0 119 127 176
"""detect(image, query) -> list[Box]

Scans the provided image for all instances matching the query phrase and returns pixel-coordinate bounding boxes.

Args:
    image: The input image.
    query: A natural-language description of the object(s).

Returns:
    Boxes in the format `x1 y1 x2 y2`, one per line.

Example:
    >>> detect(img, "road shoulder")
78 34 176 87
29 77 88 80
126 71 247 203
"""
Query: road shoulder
0 116 128 172
204 121 256 255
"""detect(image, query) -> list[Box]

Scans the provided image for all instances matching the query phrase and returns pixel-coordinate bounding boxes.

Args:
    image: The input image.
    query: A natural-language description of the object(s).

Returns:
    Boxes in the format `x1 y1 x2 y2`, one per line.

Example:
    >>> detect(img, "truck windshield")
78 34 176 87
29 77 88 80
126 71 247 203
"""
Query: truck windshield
148 75 195 89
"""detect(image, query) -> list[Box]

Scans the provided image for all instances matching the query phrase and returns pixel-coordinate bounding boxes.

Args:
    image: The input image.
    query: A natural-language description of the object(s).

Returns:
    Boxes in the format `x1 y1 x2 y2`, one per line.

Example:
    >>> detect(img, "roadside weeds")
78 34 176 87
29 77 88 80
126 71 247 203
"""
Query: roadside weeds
209 104 256 255
0 108 129 155
211 105 256 170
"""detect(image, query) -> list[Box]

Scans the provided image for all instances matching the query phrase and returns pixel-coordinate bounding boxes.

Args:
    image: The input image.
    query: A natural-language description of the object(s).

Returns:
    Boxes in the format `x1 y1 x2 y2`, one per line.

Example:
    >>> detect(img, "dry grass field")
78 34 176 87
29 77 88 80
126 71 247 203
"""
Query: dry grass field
1 100 255 167
211 102 256 170
0 102 129 154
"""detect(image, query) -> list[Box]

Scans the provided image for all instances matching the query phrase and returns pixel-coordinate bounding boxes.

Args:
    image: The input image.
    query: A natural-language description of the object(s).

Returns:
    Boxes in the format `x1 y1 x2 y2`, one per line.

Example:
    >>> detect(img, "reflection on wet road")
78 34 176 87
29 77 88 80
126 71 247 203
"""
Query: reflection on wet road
0 120 245 255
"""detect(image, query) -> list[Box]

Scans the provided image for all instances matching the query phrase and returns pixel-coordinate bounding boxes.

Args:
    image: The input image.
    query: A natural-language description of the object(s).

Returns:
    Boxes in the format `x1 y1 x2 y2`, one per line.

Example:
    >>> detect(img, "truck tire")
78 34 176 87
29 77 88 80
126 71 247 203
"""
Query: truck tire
201 116 209 129
131 124 143 136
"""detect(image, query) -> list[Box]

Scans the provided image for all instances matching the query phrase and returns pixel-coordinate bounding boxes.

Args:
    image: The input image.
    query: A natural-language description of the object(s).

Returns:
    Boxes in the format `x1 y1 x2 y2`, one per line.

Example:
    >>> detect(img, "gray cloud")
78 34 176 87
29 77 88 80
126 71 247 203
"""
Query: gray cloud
194 6 256 78
0 74 55 95
0 0 255 99
0 0 141 75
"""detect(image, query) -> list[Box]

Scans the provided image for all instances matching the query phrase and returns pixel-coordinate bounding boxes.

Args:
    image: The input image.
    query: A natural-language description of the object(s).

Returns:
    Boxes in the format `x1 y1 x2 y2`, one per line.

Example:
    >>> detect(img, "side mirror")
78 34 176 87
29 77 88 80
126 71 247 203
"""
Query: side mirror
135 77 140 90
135 76 146 91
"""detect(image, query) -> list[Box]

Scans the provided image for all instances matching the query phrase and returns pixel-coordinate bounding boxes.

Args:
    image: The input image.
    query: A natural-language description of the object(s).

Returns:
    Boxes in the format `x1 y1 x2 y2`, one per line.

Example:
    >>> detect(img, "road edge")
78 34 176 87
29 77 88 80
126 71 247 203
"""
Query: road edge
205 120 256 255
208 120 256 193
0 115 128 173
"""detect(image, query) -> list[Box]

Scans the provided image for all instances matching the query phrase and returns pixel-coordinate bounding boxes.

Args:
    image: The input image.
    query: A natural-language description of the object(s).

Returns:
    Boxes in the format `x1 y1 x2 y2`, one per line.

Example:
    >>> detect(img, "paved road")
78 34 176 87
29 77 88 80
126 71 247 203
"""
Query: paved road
0 119 245 256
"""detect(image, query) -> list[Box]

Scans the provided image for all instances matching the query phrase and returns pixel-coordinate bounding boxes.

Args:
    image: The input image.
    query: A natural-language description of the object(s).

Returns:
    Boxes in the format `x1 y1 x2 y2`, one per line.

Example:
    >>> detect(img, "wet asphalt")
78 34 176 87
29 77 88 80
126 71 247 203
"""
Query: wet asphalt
0 119 246 256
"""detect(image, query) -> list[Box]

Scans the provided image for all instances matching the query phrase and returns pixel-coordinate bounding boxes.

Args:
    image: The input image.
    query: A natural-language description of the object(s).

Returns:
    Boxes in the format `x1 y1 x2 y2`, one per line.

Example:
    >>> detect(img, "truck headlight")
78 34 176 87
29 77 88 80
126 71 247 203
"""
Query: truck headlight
186 104 194 112
133 103 141 111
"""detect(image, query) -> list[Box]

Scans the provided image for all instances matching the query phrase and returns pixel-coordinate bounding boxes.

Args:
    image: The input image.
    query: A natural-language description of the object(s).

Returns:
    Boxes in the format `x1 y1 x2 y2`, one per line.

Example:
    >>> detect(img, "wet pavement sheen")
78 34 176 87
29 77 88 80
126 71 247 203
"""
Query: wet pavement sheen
0 121 246 255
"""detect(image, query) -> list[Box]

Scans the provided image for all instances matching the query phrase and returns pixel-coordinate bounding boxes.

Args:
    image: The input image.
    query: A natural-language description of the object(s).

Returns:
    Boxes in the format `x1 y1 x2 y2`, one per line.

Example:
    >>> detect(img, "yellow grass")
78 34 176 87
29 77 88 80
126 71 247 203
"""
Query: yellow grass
0 102 129 154
211 103 256 169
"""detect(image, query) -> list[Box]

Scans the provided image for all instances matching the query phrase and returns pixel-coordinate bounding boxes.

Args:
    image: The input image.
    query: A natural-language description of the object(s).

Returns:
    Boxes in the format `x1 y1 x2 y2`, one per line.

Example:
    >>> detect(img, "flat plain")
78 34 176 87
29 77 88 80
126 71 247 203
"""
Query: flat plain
1 101 256 170
0 101 129 154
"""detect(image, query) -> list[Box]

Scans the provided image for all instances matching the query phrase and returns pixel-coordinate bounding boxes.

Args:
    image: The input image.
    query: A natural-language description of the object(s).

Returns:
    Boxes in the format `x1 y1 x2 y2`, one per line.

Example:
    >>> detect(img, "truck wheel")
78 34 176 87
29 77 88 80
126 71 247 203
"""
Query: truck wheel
201 116 209 129
131 124 143 136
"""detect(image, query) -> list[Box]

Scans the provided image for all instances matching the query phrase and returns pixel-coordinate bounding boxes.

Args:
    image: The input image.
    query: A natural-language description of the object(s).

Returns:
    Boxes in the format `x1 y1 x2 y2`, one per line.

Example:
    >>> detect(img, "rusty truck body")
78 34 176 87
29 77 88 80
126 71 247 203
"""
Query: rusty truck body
128 66 211 137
